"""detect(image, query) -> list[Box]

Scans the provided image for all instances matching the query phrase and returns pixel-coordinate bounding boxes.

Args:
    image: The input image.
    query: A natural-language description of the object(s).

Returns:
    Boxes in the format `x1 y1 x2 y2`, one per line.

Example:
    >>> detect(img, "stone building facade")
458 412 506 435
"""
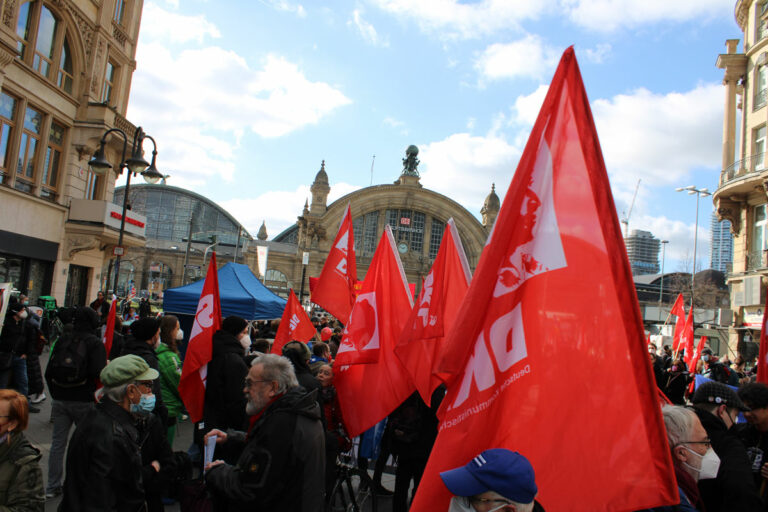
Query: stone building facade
0 0 147 306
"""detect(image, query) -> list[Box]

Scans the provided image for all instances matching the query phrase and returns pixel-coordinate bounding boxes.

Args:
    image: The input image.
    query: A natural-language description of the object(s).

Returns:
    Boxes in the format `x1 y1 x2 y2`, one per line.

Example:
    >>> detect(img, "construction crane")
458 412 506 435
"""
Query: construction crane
621 179 641 238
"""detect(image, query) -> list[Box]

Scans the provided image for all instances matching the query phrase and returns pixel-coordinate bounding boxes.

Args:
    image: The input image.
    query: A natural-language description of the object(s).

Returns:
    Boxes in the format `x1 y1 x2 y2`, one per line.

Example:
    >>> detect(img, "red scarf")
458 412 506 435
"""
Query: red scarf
246 394 283 439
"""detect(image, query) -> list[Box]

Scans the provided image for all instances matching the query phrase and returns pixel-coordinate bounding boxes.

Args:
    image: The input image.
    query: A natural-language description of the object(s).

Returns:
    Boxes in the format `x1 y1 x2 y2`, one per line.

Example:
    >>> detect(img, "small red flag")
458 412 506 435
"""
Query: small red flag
395 218 471 404
411 48 676 512
687 335 709 394
335 225 413 366
311 203 357 323
178 252 222 423
680 306 694 362
670 293 686 352
102 299 117 359
272 289 316 355
757 294 768 384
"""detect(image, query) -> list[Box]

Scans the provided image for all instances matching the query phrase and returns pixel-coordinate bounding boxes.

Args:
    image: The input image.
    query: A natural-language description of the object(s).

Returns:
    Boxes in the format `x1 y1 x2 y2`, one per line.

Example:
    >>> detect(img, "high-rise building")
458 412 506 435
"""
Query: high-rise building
625 229 661 276
710 211 733 273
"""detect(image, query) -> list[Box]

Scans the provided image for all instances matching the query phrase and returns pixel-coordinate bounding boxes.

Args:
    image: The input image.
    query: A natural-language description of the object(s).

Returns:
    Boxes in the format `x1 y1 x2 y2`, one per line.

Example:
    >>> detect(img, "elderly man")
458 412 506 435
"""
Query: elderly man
204 353 325 512
59 354 159 511
440 448 544 512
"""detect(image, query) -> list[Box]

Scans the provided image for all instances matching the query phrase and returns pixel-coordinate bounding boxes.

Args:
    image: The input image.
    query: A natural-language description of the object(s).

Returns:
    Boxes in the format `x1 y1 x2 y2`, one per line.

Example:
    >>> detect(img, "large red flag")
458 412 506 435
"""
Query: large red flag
680 306 694 362
687 335 709 394
311 203 357 322
412 48 676 512
334 225 416 436
670 293 686 352
758 294 768 384
395 218 471 404
178 252 222 423
335 225 413 366
272 289 316 355
103 299 117 359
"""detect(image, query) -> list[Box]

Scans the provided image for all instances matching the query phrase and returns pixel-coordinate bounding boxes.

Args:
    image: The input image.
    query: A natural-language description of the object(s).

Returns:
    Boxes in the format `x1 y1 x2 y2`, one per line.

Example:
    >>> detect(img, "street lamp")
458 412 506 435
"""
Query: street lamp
89 126 162 294
675 185 711 305
658 240 669 318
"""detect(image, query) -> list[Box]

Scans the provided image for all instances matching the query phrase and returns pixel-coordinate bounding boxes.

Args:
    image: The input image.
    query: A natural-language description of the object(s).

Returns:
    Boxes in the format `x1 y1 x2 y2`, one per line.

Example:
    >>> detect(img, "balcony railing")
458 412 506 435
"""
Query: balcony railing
756 88 768 111
720 152 765 186
747 249 768 271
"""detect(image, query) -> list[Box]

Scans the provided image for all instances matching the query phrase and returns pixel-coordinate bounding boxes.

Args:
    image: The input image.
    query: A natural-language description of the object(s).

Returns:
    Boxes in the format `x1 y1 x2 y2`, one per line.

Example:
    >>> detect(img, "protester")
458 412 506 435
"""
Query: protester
439 448 544 512
691 381 762 511
20 295 46 405
282 341 322 398
317 363 351 498
701 349 738 385
203 316 250 436
139 298 151 319
662 357 689 405
309 342 331 375
135 398 174 512
0 389 44 509
157 315 184 445
89 291 110 325
0 302 36 411
119 317 169 426
732 355 749 383
44 306 106 499
108 314 126 361
204 353 325 511
251 339 271 354
59 355 159 511
737 382 768 504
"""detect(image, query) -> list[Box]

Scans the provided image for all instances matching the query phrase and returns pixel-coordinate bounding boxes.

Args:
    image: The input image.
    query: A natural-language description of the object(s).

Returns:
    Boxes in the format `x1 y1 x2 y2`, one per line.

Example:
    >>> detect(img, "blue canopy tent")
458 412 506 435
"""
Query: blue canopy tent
162 262 286 320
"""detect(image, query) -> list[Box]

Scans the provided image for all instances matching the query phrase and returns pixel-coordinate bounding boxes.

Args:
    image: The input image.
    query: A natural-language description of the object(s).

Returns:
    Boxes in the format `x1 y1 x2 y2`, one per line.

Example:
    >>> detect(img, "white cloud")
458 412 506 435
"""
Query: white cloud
129 41 351 184
140 3 221 44
349 10 389 47
475 36 560 83
264 0 307 17
583 43 611 63
419 133 521 211
383 116 408 135
632 213 710 272
563 0 730 32
368 0 550 39
511 84 549 126
220 182 360 238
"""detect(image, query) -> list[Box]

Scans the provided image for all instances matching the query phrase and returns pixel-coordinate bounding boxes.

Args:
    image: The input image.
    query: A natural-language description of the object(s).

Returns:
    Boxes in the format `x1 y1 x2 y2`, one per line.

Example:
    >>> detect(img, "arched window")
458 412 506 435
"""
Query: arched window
16 2 75 95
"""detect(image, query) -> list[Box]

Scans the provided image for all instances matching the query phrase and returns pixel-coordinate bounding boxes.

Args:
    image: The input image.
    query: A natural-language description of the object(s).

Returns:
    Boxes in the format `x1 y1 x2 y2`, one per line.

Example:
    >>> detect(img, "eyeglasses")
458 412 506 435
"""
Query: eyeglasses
464 496 513 510
244 378 272 388
679 440 712 449
134 381 154 391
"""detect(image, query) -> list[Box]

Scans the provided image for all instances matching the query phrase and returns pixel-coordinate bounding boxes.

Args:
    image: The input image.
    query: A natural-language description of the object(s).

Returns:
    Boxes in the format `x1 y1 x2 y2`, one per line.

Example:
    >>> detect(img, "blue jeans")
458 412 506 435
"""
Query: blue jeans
0 355 28 396
46 400 95 493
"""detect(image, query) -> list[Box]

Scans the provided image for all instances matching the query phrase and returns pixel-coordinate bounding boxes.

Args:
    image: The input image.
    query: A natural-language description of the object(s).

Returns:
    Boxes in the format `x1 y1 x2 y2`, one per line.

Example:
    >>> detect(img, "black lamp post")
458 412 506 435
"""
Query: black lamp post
89 126 162 295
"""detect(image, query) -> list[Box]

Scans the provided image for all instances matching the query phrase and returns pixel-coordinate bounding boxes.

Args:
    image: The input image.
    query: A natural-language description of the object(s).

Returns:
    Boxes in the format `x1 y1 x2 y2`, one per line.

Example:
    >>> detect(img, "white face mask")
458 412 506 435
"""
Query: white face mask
18 310 28 320
448 498 474 512
682 446 721 480
176 328 184 341
239 333 251 354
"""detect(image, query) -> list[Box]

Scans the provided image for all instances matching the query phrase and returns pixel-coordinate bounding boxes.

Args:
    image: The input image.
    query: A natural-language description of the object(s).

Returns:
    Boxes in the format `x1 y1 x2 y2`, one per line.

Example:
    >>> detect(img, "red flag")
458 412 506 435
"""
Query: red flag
395 218 471 404
102 299 117 359
680 306 694 363
687 336 709 394
311 203 357 322
272 289 316 355
412 48 676 512
334 225 416 436
758 294 768 384
670 293 686 352
335 225 413 366
178 252 222 423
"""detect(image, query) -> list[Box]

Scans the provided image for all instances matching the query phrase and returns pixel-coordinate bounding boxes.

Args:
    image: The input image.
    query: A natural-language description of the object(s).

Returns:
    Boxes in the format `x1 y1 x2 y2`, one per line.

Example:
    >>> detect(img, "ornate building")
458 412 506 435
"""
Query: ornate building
714 0 768 355
0 0 146 306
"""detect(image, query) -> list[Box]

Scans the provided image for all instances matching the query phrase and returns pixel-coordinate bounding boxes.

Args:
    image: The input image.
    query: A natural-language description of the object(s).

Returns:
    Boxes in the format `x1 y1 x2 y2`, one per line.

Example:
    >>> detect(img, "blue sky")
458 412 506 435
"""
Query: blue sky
127 0 736 272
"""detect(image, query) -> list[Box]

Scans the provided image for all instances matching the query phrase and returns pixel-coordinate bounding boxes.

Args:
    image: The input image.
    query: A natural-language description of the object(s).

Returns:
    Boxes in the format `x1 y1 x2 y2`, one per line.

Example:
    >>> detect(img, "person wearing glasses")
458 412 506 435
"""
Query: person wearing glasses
691 381 762 512
439 448 543 512
59 355 160 512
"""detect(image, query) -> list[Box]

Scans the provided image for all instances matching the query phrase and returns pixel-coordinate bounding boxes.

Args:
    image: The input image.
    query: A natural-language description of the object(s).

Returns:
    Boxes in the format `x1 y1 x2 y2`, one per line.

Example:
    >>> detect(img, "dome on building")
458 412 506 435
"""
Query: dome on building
257 221 268 241
313 160 329 185
482 183 500 213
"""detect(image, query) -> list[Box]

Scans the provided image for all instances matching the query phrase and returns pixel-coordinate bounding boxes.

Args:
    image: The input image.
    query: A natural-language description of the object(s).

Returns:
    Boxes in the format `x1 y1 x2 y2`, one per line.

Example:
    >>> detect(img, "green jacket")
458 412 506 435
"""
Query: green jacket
156 343 184 419
0 432 43 511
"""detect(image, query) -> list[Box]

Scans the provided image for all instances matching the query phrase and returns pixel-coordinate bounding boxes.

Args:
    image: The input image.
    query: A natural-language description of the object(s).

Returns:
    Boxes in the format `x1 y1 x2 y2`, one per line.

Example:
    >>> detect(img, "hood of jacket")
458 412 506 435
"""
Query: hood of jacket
121 336 157 363
212 330 245 358
265 387 322 422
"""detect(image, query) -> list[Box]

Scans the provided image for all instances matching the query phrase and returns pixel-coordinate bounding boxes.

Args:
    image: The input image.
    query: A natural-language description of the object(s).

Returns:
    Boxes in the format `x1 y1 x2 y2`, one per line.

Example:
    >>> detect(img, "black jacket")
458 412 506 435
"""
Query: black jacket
203 330 249 433
136 413 174 512
59 399 145 512
694 408 763 512
0 313 25 355
45 327 106 402
119 336 168 426
736 423 768 507
206 387 325 512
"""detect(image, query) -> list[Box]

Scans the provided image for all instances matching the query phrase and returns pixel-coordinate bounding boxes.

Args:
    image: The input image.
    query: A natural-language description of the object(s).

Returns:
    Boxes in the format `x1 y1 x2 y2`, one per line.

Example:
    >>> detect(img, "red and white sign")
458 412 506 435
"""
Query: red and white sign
400 217 411 226
112 246 124 256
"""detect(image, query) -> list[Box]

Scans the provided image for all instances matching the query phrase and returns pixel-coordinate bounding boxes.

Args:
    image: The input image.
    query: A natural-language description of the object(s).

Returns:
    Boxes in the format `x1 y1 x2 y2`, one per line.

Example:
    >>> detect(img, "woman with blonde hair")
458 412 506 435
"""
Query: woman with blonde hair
0 389 44 509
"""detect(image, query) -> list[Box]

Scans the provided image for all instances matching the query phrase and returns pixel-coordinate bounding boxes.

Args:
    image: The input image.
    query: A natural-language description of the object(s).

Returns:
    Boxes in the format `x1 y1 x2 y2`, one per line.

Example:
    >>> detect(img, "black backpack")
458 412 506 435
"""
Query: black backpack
48 332 91 387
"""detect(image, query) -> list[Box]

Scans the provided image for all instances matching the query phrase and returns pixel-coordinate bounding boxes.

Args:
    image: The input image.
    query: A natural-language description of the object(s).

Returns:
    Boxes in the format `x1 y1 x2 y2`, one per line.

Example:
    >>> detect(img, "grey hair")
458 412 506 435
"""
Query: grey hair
254 353 298 393
661 405 696 449
103 383 131 402
509 500 534 512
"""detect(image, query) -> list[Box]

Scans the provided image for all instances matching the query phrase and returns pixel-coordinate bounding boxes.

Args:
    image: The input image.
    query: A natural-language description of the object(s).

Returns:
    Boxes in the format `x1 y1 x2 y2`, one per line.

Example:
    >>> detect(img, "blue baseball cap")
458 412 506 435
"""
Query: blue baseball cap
440 449 537 503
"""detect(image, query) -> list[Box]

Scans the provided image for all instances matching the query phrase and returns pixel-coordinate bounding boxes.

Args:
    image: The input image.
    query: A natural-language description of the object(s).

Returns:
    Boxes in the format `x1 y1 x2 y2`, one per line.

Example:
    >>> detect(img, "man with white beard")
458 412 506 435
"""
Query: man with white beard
204 353 325 512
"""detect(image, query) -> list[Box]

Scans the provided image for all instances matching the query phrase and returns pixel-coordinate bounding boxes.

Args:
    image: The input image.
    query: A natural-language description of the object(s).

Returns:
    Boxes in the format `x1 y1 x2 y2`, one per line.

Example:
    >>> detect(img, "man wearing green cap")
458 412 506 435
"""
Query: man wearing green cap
59 355 160 512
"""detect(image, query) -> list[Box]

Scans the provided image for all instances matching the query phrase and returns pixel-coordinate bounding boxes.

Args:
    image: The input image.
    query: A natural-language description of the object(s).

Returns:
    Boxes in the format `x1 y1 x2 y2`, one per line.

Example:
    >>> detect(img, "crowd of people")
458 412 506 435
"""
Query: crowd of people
2 291 768 511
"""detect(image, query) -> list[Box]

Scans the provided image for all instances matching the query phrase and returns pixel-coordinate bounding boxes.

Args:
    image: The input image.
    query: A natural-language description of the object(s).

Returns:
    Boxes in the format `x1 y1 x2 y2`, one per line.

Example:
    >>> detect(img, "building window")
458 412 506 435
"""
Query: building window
754 125 766 171
40 120 63 200
752 205 768 269
757 65 768 111
14 105 42 193
102 61 115 104
429 220 445 259
0 93 17 185
353 211 379 257
114 0 126 24
15 2 76 95
84 170 99 200
758 2 768 41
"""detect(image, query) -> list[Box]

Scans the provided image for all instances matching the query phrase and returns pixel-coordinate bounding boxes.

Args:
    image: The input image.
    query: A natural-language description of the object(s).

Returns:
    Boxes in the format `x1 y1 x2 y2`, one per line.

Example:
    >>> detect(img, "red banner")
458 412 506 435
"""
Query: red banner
178 252 222 423
670 293 686 352
412 48 677 511
758 294 768 385
272 289 316 354
103 299 117 359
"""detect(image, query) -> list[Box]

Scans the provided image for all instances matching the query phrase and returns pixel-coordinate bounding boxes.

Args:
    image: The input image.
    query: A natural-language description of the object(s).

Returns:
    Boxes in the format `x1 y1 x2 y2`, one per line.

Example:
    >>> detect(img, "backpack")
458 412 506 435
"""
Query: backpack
47 331 90 387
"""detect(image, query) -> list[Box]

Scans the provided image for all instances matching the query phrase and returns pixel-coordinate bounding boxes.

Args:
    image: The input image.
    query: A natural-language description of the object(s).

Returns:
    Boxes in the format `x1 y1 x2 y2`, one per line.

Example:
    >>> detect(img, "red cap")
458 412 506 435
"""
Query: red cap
321 327 333 341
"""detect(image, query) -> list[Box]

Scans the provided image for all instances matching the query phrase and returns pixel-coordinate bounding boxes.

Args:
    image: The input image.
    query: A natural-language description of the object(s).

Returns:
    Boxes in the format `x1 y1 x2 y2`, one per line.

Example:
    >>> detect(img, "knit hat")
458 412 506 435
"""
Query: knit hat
100 355 159 387
73 306 100 332
131 317 160 342
222 316 248 337
692 381 750 412
440 449 537 504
